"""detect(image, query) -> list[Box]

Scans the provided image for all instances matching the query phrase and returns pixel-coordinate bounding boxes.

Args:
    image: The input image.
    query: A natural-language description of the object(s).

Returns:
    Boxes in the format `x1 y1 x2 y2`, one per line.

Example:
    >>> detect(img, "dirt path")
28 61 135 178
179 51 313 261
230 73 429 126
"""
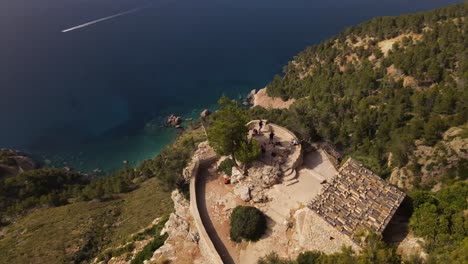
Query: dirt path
196 162 237 264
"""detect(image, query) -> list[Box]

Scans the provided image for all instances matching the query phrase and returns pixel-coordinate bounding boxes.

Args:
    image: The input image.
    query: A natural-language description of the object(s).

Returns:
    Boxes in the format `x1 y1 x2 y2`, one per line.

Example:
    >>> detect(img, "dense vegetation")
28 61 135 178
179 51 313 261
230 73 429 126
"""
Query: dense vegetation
0 129 203 223
207 96 261 167
251 3 467 262
262 4 466 177
0 168 86 218
408 182 467 263
0 128 205 263
230 206 267 242
218 158 235 176
0 150 17 166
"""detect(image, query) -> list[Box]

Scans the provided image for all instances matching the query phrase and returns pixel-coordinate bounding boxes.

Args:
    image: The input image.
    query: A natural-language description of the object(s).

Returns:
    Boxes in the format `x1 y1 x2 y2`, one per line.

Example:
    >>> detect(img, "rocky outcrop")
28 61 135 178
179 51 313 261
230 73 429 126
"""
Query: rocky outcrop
396 233 428 262
200 109 211 118
0 149 39 178
166 114 182 127
151 190 208 264
229 162 280 203
389 126 468 190
229 166 245 184
247 162 281 188
252 88 295 109
247 89 256 100
234 185 251 202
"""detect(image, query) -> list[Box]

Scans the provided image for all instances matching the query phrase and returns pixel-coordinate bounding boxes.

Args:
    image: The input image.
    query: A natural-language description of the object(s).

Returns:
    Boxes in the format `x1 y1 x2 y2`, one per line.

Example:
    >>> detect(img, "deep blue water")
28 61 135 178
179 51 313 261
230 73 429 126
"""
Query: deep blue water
0 0 461 173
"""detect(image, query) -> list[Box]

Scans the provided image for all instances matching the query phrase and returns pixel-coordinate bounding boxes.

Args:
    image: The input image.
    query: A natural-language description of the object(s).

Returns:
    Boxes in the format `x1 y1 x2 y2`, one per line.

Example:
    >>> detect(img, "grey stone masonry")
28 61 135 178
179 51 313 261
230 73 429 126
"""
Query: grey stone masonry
308 158 405 243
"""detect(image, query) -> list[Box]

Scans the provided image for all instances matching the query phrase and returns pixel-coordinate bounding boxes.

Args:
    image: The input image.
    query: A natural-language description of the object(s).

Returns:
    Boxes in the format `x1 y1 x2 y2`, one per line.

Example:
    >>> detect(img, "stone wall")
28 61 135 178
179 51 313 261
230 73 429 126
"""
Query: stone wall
247 120 303 170
269 123 303 170
189 159 224 264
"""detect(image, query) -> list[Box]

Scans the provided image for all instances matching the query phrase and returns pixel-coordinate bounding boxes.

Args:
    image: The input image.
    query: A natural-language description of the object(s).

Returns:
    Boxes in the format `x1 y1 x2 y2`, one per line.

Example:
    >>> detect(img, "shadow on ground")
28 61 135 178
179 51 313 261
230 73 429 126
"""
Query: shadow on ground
196 162 236 264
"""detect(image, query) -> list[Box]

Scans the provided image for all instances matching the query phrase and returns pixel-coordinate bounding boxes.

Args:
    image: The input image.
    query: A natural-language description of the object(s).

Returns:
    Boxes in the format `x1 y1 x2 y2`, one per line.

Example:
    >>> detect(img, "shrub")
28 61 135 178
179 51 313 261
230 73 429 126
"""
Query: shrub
230 206 266 242
218 158 235 176
130 233 168 264
296 251 323 264
258 252 294 264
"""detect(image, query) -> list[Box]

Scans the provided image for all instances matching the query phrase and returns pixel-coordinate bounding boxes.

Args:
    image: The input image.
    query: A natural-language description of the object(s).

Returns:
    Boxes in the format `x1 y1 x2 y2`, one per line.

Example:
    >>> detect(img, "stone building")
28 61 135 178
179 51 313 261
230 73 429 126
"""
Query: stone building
308 158 406 242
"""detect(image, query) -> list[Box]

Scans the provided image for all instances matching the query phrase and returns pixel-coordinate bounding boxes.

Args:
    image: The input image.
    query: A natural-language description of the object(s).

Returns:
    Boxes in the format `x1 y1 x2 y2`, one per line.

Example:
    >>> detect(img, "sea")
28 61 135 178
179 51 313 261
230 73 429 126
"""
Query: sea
0 0 461 174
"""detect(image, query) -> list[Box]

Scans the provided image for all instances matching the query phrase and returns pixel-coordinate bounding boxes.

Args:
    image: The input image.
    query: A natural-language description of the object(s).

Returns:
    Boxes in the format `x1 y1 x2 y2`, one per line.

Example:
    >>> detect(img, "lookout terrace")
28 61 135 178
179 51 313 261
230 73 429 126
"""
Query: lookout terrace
308 158 406 243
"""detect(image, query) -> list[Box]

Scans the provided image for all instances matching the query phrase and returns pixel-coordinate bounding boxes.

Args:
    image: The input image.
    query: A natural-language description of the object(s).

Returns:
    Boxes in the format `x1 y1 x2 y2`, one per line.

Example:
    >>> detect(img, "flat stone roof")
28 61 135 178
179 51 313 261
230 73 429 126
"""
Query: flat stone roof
308 158 405 242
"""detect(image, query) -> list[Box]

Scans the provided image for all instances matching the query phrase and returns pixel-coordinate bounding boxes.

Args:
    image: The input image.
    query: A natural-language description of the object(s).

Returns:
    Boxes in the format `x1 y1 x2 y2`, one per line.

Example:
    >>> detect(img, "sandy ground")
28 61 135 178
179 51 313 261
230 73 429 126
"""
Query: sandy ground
238 150 352 263
200 164 246 264
253 88 295 109
378 33 422 56
262 150 336 224
200 149 358 264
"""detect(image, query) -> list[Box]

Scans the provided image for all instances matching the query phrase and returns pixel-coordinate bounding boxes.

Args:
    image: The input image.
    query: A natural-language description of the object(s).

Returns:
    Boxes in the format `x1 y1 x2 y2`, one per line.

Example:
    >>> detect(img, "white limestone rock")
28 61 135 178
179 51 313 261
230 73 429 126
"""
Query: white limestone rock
234 185 251 202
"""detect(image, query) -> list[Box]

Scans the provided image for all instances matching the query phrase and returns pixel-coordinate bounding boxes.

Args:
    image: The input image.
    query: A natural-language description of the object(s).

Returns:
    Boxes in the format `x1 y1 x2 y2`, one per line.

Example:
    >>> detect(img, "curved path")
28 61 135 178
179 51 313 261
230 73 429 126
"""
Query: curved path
196 162 236 264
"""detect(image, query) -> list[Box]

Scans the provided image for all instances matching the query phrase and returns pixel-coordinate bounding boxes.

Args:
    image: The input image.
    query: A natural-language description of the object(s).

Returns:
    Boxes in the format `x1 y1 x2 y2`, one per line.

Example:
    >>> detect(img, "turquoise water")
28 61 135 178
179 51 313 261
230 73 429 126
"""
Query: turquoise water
0 0 461 174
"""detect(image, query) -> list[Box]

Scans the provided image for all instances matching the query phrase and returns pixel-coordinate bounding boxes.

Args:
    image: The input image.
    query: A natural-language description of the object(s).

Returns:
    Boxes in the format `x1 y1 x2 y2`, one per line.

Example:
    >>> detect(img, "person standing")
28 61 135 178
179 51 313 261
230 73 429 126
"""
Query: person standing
269 131 275 144
259 120 263 132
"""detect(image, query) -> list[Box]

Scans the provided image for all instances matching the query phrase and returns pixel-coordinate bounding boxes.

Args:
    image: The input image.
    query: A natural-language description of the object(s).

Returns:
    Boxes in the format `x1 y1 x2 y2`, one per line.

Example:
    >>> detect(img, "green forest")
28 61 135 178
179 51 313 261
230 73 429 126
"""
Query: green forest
248 3 467 263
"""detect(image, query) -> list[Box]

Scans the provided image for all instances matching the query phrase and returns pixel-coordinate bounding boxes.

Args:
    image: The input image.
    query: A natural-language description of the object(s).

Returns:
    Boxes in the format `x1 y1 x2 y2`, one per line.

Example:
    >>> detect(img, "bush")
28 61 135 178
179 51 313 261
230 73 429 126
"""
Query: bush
258 252 294 264
218 158 235 176
296 251 323 264
130 233 168 264
230 206 266 242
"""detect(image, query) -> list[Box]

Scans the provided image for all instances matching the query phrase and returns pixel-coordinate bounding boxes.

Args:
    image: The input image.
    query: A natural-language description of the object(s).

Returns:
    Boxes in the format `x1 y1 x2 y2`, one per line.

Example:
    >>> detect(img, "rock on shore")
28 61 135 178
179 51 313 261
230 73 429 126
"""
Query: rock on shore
166 114 182 127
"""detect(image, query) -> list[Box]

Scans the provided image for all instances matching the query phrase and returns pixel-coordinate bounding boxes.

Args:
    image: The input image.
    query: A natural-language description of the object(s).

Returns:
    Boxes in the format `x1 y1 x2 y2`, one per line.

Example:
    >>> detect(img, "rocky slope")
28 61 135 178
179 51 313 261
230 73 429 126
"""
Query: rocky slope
0 148 38 178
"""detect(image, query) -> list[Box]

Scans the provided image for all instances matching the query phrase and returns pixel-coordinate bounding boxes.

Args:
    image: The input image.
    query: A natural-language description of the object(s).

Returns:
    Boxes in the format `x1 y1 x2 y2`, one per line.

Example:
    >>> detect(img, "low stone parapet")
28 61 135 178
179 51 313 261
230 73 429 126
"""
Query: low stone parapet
247 120 303 171
189 157 223 264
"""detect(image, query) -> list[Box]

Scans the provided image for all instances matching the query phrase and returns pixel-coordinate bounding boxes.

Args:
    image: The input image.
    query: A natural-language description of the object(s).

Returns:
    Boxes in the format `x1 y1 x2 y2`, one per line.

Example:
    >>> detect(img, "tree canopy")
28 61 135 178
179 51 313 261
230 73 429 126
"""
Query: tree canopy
207 96 250 164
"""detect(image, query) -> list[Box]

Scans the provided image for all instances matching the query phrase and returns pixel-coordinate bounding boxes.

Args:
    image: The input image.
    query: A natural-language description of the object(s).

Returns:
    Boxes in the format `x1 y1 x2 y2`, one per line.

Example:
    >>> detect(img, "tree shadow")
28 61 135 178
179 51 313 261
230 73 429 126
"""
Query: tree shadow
259 215 276 240
382 196 412 245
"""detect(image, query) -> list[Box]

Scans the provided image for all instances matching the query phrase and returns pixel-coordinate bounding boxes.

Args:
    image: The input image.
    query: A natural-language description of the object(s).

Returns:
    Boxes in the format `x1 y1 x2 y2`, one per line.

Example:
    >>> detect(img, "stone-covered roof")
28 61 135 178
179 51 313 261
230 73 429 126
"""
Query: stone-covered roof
308 158 405 242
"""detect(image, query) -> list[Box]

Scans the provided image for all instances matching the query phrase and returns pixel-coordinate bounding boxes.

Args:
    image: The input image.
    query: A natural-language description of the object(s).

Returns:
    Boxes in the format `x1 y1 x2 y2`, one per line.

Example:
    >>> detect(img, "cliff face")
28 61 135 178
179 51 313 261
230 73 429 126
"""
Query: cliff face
0 149 38 178
390 125 468 190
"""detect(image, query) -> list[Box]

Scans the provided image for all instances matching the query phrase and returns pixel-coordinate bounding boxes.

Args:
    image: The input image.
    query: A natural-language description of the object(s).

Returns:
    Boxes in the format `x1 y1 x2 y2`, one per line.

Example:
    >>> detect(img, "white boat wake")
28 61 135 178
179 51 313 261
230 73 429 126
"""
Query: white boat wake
62 6 148 33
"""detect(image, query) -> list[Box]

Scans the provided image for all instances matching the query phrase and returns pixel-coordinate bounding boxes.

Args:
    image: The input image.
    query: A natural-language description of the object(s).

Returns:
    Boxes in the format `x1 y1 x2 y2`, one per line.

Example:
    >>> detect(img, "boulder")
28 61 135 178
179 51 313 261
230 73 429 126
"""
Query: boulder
234 185 251 202
230 166 245 184
166 114 182 126
248 162 281 188
247 89 256 99
251 188 268 203
200 109 211 118
182 157 199 181
231 166 243 178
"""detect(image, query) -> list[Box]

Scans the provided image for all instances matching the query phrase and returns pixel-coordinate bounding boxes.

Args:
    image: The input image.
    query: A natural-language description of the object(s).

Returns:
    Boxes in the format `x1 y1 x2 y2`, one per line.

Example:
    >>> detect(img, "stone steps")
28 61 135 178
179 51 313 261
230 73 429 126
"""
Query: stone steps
283 178 299 186
282 167 293 176
283 169 297 181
